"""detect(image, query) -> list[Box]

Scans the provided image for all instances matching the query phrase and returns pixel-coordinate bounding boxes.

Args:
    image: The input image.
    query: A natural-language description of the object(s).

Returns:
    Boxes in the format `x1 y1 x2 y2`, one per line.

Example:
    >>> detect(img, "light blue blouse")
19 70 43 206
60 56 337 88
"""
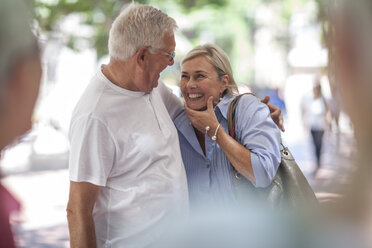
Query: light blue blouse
174 94 281 211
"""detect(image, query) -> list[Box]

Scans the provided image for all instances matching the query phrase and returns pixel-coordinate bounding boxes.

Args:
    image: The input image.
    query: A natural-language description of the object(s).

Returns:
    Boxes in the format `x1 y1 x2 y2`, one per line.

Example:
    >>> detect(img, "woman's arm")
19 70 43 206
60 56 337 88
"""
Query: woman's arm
185 96 281 187
213 123 257 184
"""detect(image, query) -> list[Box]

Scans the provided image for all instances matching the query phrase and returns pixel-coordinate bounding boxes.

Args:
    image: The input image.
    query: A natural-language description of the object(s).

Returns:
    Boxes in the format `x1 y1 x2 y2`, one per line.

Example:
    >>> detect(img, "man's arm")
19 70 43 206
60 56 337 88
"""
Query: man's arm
67 181 100 248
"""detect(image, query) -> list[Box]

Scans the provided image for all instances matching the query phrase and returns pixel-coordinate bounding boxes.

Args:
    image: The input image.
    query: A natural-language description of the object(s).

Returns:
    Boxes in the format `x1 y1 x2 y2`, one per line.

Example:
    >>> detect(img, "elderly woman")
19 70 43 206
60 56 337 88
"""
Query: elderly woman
173 44 281 210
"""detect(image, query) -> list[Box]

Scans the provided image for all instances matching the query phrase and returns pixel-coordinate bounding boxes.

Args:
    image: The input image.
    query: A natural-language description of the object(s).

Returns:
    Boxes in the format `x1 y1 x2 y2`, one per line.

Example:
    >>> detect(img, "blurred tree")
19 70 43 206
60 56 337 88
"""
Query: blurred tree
30 0 313 85
30 0 147 59
315 0 336 69
315 0 338 109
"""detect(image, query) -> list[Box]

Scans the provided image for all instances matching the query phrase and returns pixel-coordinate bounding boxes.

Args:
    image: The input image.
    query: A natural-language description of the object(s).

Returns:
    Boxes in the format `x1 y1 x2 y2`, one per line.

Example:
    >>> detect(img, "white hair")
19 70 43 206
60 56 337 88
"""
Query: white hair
0 0 39 104
108 2 178 60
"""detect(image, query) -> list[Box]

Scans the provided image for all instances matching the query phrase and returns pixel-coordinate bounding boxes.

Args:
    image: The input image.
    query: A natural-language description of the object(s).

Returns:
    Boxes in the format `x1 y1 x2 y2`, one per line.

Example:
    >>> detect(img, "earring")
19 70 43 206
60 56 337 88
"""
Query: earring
219 93 223 101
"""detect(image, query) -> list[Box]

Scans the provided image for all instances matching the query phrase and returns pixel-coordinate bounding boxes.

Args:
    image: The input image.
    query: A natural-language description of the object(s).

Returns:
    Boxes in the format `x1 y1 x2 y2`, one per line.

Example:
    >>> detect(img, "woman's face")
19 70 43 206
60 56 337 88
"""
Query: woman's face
180 56 228 111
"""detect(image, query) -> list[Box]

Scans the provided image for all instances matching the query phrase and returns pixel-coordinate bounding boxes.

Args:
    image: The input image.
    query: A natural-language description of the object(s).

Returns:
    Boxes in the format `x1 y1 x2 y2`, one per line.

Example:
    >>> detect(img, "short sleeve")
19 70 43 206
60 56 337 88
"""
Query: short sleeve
68 115 116 186
235 95 281 188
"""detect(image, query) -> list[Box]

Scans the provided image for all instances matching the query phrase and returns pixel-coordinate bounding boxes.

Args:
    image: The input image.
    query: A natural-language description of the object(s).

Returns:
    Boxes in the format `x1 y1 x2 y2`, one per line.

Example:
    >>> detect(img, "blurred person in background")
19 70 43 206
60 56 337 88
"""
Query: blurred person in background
301 78 331 175
0 0 42 247
174 44 281 212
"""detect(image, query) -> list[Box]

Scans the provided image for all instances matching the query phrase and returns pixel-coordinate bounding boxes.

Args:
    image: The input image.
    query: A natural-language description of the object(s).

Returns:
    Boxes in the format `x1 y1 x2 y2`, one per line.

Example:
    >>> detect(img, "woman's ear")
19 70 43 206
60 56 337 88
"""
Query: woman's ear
220 74 229 93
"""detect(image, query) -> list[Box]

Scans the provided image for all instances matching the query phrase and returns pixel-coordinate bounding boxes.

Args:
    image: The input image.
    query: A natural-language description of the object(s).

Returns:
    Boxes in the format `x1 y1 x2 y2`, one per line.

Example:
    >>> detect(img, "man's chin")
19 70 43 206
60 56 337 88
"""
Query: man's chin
151 81 159 91
145 82 159 93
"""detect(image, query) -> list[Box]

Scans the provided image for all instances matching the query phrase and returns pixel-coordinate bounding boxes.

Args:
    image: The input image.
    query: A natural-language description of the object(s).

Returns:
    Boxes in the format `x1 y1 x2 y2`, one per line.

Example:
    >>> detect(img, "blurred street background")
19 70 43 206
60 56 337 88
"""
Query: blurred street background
0 0 356 247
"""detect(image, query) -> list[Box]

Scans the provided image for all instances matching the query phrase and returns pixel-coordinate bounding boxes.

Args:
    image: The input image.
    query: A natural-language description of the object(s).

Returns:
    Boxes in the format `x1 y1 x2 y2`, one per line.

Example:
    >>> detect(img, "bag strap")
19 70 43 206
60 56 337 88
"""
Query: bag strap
228 93 257 179
227 93 255 140
228 93 285 148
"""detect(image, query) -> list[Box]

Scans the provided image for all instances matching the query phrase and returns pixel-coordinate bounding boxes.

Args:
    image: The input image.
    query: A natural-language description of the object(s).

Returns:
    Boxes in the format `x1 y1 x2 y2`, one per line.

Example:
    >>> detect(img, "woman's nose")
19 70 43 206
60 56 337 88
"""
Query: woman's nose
186 78 197 89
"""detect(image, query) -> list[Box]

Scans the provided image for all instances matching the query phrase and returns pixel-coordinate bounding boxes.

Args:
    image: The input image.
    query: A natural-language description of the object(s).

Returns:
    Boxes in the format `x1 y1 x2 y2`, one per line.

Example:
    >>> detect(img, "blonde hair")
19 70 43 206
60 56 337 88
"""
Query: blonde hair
108 2 178 60
181 44 239 96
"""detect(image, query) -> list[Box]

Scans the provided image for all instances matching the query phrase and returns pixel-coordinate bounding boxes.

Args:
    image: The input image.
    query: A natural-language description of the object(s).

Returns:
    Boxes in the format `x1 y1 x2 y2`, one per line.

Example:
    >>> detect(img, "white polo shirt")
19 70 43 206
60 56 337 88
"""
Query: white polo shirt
69 69 188 247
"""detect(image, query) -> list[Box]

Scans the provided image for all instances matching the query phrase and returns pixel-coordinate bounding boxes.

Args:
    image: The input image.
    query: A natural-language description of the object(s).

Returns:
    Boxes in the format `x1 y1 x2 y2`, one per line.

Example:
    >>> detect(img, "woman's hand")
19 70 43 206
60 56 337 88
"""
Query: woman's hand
185 96 256 183
184 96 220 136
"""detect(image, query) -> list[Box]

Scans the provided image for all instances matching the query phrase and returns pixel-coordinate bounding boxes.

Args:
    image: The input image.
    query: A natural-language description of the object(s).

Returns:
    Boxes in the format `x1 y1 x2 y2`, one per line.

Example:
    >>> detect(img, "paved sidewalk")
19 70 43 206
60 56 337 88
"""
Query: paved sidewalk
295 131 356 194
3 170 69 248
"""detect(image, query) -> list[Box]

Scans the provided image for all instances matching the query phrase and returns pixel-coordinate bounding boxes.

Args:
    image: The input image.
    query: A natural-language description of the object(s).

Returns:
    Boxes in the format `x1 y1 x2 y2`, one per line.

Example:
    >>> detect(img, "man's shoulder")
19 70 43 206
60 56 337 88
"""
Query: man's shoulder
72 71 134 120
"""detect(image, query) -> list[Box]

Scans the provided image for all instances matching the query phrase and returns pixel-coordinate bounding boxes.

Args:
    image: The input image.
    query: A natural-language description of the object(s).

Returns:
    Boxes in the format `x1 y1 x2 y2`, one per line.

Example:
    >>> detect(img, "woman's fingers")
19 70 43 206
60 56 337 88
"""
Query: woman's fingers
184 97 220 133
207 96 214 111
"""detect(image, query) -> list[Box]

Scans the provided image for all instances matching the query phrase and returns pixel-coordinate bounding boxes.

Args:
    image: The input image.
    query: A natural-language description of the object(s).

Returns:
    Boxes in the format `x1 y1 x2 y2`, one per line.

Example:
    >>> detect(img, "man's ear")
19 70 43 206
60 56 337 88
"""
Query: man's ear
136 46 148 69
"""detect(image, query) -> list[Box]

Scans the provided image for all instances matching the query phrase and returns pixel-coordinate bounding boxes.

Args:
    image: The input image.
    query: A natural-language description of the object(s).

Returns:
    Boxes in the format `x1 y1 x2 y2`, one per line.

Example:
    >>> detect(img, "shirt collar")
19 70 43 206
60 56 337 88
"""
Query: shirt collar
174 111 206 158
215 94 235 120
174 110 188 131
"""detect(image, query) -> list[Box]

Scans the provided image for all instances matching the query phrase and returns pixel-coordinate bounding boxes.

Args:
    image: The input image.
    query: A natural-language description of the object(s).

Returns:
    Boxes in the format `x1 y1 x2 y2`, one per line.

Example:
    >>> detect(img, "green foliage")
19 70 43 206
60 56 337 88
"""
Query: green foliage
31 0 134 58
31 0 314 84
175 0 229 12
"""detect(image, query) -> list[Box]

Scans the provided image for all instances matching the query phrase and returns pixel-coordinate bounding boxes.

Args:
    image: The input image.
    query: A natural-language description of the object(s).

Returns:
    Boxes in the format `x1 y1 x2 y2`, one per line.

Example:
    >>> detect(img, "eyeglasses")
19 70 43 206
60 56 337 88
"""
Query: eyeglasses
147 46 175 62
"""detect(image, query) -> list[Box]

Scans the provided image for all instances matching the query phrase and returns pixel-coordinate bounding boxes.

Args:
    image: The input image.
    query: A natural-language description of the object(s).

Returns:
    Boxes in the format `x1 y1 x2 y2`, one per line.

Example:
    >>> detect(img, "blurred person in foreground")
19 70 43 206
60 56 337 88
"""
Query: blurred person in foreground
0 0 42 247
329 0 372 245
174 44 281 212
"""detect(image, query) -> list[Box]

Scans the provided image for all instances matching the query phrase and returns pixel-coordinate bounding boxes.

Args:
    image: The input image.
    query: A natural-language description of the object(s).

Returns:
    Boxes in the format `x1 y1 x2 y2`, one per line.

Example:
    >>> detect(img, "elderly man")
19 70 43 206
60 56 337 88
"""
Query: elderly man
0 0 42 247
67 3 188 248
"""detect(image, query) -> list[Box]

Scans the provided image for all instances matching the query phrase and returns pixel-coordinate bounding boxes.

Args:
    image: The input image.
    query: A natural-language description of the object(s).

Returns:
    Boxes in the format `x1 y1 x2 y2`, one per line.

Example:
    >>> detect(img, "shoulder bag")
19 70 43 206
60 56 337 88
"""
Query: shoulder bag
227 93 319 210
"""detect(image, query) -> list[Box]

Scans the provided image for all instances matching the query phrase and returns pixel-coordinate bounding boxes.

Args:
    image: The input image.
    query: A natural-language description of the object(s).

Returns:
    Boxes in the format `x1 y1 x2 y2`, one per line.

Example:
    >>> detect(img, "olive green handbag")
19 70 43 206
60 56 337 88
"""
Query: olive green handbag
227 93 318 210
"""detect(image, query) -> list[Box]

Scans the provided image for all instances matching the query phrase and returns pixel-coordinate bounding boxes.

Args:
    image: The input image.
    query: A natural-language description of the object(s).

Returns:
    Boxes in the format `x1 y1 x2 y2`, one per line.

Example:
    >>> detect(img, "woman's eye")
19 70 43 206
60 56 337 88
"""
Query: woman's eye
196 74 205 79
181 75 188 79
